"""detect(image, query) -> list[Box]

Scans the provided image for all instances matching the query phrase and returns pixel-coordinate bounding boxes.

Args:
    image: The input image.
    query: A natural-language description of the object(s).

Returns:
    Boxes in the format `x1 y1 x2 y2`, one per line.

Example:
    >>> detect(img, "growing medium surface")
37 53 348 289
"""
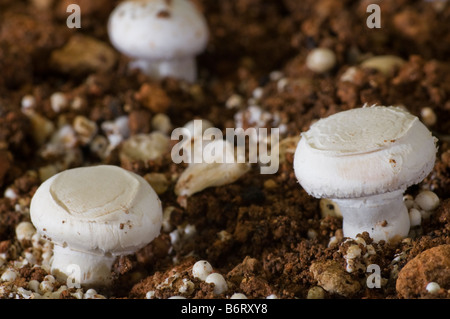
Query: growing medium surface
0 0 449 299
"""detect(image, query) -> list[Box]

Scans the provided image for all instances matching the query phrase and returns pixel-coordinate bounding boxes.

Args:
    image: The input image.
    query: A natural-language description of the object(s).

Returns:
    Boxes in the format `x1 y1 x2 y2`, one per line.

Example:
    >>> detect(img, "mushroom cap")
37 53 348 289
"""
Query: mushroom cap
294 106 437 199
30 165 163 256
108 0 209 61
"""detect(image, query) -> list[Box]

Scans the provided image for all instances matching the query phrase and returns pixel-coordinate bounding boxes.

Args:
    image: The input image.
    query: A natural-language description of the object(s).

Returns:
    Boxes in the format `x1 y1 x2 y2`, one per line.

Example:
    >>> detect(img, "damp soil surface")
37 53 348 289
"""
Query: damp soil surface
0 0 449 300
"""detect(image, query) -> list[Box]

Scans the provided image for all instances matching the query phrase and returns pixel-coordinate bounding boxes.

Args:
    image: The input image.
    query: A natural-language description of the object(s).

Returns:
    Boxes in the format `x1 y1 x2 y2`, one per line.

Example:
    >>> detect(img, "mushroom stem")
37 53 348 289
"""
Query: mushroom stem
333 189 410 242
130 57 197 83
51 245 116 288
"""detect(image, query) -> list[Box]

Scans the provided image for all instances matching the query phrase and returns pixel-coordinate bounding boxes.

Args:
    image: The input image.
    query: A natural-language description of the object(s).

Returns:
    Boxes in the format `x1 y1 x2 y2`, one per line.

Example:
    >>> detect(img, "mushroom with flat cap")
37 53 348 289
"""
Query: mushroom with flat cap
293 106 438 242
107 0 209 83
30 165 163 287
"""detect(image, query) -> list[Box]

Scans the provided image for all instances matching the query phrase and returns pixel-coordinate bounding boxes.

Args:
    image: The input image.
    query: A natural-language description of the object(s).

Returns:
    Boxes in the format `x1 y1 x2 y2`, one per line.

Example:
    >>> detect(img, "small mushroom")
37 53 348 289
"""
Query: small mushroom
107 0 209 83
30 165 163 287
294 106 437 242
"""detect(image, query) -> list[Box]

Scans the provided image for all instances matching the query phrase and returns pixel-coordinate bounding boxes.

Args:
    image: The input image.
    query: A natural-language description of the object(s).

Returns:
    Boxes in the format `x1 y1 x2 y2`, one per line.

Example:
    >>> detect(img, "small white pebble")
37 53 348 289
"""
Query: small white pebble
27 112 55 146
354 237 366 247
50 285 68 299
50 92 68 113
168 296 186 299
183 224 196 238
73 116 98 144
307 286 325 299
169 229 180 246
40 291 54 299
266 294 278 299
43 275 56 284
420 107 437 126
366 244 376 256
307 229 318 240
409 208 422 227
178 278 195 294
426 282 441 294
109 134 125 152
162 206 175 232
339 66 358 83
4 187 18 200
225 94 244 109
1 268 17 282
205 273 228 295
145 291 156 299
192 260 213 281
415 190 440 211
151 113 172 134
401 237 412 245
114 116 131 137
183 119 213 139
346 245 362 259
306 48 336 73
51 124 78 149
43 240 53 253
391 254 403 264
15 221 36 243
71 96 85 110
230 293 247 299
217 230 232 242
252 87 264 100
14 203 25 214
102 116 130 138
28 280 40 293
21 95 36 112
120 132 169 163
14 259 28 268
31 232 43 249
24 251 37 264
247 97 258 106
71 289 84 299
30 292 43 299
89 135 109 159
269 70 284 82
277 78 289 92
84 288 99 299
39 279 55 293
17 287 33 299
234 105 272 129
328 236 338 248
278 123 287 135
345 261 356 273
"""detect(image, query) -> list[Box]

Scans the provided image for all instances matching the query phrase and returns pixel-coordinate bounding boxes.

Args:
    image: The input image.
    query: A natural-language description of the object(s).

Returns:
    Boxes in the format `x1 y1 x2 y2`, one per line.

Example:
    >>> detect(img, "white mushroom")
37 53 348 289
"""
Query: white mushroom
108 0 209 83
294 106 437 242
30 165 163 287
